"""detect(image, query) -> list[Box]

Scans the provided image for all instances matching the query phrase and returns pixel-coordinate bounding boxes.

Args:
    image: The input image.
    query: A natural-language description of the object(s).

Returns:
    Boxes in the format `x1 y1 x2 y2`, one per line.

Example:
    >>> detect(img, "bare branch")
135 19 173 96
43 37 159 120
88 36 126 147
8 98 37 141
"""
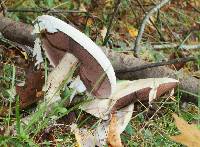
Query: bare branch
133 0 171 56
134 0 165 41
153 43 200 50
103 0 121 45
7 8 87 14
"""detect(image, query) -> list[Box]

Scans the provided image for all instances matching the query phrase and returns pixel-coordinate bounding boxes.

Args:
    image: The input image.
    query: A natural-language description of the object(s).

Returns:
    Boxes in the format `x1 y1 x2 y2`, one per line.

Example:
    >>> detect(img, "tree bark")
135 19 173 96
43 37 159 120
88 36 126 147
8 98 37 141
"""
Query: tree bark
0 16 199 103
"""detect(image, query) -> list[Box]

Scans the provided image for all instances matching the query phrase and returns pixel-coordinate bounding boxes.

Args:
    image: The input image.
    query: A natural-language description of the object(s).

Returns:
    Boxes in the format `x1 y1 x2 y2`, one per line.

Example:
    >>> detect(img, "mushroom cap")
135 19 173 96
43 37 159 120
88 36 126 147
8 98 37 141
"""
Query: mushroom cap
111 78 179 111
33 15 116 98
81 78 178 119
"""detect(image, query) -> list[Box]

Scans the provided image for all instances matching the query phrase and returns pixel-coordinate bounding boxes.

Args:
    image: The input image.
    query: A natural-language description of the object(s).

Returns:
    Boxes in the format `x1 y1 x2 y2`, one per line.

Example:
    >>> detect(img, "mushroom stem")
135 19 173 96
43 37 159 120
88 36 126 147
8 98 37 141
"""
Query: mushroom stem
45 52 79 105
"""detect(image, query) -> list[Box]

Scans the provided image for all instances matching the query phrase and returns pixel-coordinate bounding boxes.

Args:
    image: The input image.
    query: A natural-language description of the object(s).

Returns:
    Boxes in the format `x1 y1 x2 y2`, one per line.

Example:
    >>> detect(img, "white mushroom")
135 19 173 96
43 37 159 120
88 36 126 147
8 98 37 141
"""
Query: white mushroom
32 15 116 104
81 78 178 119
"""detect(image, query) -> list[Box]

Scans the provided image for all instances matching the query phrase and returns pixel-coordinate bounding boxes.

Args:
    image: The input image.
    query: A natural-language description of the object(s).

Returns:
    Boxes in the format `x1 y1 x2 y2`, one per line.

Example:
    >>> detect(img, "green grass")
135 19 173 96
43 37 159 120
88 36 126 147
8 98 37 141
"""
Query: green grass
1 62 199 146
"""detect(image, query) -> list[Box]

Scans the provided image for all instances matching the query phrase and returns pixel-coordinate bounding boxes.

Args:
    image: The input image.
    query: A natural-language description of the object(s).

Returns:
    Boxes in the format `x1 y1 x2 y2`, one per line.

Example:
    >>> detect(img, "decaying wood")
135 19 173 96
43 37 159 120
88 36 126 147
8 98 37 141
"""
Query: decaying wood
0 16 34 47
0 16 199 103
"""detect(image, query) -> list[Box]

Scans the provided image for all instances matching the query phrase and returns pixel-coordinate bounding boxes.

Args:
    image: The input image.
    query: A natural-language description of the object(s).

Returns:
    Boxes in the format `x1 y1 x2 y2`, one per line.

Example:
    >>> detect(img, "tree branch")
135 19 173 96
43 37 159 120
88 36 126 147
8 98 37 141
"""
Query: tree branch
134 0 165 41
152 43 200 50
6 8 87 14
103 0 121 45
133 0 171 56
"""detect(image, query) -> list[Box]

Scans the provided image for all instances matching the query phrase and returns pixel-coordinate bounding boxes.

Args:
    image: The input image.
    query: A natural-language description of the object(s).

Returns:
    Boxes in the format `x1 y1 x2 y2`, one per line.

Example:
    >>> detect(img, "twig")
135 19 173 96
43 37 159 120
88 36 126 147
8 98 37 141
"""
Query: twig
124 42 200 51
7 8 87 14
134 0 165 41
7 8 103 24
177 32 192 50
152 43 200 50
103 0 121 45
116 56 196 73
133 0 171 57
126 0 139 24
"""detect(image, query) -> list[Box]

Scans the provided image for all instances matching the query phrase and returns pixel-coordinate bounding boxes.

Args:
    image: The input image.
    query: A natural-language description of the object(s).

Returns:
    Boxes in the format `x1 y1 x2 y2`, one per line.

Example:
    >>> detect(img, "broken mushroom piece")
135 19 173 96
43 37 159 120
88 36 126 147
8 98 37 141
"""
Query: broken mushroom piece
79 78 178 146
111 78 179 111
32 15 116 104
82 78 178 119
70 104 134 146
95 104 134 146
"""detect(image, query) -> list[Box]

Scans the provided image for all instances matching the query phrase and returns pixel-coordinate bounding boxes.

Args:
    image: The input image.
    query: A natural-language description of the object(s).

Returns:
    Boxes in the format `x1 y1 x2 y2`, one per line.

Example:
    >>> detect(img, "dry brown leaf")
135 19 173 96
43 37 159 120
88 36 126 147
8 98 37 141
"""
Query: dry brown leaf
94 104 134 145
16 64 45 109
127 26 138 38
86 18 93 27
105 0 114 7
170 113 200 147
190 0 200 7
107 114 123 147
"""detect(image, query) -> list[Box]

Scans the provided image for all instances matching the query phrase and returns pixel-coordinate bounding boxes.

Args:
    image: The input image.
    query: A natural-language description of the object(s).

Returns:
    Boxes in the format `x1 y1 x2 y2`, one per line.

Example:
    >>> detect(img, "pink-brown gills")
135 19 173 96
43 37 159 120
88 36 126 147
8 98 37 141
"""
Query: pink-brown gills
42 32 111 98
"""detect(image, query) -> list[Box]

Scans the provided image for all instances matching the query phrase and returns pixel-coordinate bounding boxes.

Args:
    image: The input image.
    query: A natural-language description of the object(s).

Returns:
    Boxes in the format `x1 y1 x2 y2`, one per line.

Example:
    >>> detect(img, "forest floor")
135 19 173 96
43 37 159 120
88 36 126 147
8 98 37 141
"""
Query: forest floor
0 0 200 146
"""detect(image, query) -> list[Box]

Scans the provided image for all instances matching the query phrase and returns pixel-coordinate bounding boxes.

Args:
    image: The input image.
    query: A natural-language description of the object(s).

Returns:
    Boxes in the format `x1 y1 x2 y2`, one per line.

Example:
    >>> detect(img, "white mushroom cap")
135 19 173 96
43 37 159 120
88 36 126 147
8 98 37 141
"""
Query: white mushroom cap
33 15 116 98
81 78 178 119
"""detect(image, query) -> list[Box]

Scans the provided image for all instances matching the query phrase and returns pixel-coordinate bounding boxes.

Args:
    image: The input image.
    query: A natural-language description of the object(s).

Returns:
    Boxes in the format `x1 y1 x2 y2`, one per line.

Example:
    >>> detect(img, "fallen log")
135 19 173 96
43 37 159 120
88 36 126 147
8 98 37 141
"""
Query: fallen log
0 16 199 103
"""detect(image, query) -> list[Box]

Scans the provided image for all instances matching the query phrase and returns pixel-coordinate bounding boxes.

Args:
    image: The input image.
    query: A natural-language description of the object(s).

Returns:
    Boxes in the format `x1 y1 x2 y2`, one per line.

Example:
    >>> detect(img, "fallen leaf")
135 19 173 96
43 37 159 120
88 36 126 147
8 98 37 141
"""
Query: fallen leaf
16 63 45 109
34 131 57 146
105 0 114 7
170 113 200 147
86 18 93 27
0 106 9 116
107 113 123 147
94 104 134 145
190 0 200 7
127 26 138 38
169 52 187 70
